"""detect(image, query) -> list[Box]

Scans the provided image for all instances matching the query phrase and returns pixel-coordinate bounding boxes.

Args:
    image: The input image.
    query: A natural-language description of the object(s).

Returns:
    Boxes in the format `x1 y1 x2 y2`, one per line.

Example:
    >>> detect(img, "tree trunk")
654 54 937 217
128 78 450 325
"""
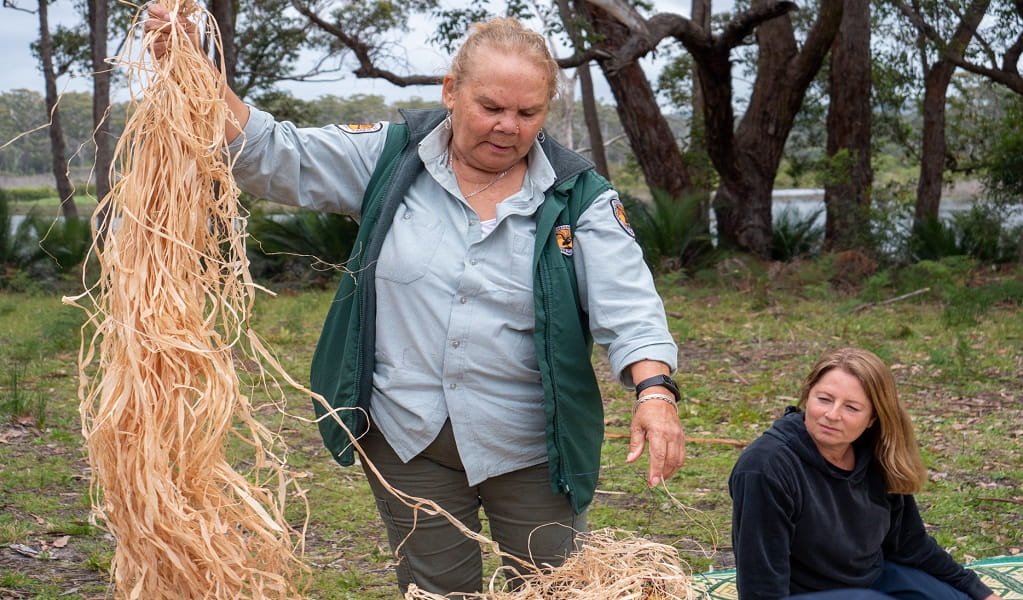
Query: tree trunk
707 0 844 257
209 0 237 87
579 1 694 200
38 0 77 219
686 0 714 256
89 0 113 238
912 0 990 220
560 0 609 177
578 63 609 178
915 61 955 220
824 0 872 250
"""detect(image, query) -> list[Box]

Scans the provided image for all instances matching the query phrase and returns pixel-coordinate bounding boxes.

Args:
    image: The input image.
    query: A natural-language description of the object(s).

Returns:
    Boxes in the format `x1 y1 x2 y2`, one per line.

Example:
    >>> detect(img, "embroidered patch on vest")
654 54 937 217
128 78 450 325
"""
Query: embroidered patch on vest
555 225 574 256
611 198 635 237
336 123 383 134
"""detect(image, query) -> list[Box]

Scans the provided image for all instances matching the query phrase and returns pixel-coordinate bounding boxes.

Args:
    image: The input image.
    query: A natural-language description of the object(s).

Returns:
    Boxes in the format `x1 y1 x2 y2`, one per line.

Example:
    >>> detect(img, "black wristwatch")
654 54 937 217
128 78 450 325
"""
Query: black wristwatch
634 374 680 403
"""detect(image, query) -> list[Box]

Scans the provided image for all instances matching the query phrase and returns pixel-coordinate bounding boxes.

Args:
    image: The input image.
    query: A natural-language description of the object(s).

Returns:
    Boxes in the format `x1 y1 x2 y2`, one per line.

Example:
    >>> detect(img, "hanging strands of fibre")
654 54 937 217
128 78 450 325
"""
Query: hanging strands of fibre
67 0 307 597
404 528 697 600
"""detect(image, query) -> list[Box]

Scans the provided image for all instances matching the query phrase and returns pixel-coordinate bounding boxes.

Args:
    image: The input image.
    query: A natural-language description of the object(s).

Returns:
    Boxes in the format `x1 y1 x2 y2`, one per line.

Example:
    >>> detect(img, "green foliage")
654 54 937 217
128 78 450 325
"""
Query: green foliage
251 91 317 126
1 186 55 202
983 95 1023 201
0 191 91 289
622 190 713 273
246 207 359 287
771 205 824 261
430 6 492 53
908 202 1023 265
0 193 43 287
234 0 309 98
24 213 93 275
909 215 960 262
943 275 1023 327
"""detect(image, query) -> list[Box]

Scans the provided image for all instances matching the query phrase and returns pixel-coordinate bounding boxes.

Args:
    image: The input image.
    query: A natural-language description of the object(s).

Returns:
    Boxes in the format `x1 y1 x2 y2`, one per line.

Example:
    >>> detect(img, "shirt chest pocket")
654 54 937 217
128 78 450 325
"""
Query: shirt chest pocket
375 208 445 284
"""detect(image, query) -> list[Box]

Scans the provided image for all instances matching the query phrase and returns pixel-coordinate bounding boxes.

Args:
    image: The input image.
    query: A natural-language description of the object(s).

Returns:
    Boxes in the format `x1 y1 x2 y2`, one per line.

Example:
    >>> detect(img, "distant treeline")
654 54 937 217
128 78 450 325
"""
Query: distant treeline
0 88 654 183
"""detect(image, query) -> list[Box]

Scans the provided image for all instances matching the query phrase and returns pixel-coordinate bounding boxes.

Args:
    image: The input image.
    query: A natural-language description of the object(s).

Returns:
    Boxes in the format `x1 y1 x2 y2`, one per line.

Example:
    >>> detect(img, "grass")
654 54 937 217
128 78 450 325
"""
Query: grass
0 258 1020 597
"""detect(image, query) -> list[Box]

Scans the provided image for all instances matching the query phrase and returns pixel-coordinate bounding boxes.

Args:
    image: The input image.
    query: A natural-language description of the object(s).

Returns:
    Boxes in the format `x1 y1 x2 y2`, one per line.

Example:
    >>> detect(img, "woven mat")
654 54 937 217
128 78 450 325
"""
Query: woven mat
690 556 1023 599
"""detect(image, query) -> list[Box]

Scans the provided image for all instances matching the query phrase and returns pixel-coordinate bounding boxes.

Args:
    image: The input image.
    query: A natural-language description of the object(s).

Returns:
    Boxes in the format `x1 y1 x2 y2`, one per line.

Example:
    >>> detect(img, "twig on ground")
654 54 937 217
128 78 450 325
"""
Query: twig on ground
605 432 748 448
851 287 931 313
978 497 1023 505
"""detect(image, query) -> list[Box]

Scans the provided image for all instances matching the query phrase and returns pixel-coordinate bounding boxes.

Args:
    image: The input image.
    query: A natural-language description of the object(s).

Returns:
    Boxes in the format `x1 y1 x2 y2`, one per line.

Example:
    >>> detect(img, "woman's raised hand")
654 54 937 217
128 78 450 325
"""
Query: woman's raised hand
143 3 201 60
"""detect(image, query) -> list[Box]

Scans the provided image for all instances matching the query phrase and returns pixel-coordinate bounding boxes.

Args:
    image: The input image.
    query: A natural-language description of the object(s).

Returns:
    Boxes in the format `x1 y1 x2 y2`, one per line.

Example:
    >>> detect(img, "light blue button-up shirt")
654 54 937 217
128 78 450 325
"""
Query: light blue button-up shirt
231 108 678 486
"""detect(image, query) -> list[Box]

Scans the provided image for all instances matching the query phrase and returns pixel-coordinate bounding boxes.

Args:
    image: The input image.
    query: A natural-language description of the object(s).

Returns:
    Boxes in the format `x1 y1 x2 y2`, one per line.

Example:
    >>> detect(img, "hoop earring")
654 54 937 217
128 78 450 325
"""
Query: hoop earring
444 111 452 130
536 129 545 143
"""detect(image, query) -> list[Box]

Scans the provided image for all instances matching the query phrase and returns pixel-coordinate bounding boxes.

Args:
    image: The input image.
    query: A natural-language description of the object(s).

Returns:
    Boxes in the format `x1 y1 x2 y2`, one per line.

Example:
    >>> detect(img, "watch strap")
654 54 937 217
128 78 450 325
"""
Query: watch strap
635 374 680 402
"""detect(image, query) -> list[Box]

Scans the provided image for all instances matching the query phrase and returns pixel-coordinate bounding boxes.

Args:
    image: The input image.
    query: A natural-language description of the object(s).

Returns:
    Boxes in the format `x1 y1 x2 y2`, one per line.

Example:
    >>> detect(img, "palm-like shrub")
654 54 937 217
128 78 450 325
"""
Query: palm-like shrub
622 190 712 273
909 202 1022 265
246 208 359 286
771 205 824 261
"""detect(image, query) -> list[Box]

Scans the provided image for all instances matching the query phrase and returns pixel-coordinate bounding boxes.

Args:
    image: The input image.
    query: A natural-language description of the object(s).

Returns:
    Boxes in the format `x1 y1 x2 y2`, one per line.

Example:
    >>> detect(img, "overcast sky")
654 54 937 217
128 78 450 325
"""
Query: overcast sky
0 0 698 104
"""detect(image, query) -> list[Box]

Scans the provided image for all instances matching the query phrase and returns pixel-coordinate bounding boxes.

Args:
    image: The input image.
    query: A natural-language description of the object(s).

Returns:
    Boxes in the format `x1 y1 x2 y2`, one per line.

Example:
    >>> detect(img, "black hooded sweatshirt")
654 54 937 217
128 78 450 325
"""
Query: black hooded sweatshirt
729 407 993 600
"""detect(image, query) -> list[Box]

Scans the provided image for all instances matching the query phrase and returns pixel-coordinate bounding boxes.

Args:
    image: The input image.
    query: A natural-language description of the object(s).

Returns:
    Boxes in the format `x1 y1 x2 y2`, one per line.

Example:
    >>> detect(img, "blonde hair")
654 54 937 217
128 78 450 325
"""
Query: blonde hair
448 16 560 100
797 348 929 494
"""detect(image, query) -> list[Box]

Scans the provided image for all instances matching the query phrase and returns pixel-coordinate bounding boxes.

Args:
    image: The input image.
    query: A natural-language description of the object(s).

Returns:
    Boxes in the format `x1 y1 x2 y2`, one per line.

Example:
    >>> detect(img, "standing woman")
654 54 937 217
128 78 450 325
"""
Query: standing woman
729 347 1001 600
145 11 685 596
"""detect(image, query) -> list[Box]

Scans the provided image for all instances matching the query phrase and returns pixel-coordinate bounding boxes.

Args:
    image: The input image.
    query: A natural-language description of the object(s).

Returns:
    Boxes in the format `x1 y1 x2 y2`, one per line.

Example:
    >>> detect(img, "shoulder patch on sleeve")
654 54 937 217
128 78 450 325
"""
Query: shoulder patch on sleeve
336 122 384 134
610 198 635 238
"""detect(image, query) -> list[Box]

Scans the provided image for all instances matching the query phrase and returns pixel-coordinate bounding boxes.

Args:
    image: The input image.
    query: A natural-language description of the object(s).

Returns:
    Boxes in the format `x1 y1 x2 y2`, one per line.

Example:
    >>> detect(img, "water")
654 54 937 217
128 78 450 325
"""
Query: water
7 189 1020 235
770 188 1023 229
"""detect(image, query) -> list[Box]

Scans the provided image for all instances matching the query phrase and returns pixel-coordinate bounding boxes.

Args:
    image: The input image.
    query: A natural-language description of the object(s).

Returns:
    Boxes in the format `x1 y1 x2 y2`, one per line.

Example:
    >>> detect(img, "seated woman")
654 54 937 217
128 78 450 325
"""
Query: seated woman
729 347 1001 600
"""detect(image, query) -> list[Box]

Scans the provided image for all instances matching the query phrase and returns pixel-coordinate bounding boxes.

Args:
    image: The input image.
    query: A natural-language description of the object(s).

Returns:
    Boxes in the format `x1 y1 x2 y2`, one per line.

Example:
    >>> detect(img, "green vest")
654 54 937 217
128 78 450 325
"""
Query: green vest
309 107 611 513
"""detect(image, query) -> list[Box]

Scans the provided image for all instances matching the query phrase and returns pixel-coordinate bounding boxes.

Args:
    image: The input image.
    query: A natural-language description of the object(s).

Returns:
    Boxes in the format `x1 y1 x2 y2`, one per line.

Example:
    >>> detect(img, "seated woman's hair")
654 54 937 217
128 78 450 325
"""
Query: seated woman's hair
798 347 928 494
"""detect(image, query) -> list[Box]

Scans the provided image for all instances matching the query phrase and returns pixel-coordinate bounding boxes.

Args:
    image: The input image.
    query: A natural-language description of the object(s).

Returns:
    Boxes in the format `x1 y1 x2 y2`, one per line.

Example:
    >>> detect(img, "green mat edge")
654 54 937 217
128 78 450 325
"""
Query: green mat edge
690 555 1023 597
693 555 1022 578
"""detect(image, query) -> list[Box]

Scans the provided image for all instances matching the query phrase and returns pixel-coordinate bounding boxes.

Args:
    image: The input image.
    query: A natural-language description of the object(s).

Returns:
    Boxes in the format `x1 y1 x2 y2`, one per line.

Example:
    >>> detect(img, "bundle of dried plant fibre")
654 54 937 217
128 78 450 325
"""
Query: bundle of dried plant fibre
404 528 697 600
69 0 306 597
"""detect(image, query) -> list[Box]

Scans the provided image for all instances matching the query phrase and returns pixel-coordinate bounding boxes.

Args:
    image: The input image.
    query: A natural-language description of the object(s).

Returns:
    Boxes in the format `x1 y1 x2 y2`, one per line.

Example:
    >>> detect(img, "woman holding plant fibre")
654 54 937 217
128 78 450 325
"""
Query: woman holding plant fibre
730 347 1001 600
145 9 684 597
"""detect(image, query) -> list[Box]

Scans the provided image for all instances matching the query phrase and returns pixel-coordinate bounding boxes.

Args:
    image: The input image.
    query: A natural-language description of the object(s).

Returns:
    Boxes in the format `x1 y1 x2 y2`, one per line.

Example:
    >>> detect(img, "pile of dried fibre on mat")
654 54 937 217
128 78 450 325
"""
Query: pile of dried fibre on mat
404 529 697 600
69 0 306 597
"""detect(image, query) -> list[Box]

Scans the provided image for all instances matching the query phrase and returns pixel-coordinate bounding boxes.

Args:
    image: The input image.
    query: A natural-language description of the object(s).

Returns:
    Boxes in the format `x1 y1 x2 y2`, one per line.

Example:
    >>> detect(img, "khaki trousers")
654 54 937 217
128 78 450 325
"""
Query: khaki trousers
358 420 587 598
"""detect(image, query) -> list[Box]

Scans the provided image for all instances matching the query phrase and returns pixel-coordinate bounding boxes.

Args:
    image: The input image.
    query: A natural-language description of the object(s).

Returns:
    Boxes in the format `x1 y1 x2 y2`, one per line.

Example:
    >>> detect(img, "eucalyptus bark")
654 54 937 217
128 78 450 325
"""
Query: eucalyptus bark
89 0 113 239
38 0 77 219
824 0 872 250
706 0 844 257
210 0 237 87
559 0 609 178
908 0 990 220
579 1 694 200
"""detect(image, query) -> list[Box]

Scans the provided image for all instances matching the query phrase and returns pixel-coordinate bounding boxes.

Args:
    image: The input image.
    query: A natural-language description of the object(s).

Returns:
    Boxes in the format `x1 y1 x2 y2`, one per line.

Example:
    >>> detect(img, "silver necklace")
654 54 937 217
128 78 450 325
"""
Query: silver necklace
449 152 513 199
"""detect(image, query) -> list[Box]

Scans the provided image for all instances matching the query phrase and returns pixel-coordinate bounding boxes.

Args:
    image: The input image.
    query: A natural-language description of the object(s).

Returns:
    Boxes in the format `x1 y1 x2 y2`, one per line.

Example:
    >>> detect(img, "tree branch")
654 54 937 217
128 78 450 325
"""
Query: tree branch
289 0 442 87
583 0 798 74
2 0 35 13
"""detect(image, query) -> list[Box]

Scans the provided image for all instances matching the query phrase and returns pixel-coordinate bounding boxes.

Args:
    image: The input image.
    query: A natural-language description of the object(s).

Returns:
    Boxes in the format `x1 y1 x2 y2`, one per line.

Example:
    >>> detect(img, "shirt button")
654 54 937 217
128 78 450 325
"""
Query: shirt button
403 212 411 220
460 297 468 304
451 341 460 348
470 259 478 266
449 383 457 389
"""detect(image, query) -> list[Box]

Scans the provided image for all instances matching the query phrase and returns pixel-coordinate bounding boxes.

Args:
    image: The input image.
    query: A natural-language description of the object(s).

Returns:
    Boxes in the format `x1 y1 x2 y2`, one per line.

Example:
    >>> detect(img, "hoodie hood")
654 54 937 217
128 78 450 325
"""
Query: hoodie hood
764 406 875 484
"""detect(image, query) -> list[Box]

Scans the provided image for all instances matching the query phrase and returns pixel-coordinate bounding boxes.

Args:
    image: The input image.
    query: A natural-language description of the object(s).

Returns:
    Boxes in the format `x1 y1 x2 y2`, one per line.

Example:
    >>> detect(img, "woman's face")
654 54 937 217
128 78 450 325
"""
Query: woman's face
804 368 877 459
442 47 550 173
